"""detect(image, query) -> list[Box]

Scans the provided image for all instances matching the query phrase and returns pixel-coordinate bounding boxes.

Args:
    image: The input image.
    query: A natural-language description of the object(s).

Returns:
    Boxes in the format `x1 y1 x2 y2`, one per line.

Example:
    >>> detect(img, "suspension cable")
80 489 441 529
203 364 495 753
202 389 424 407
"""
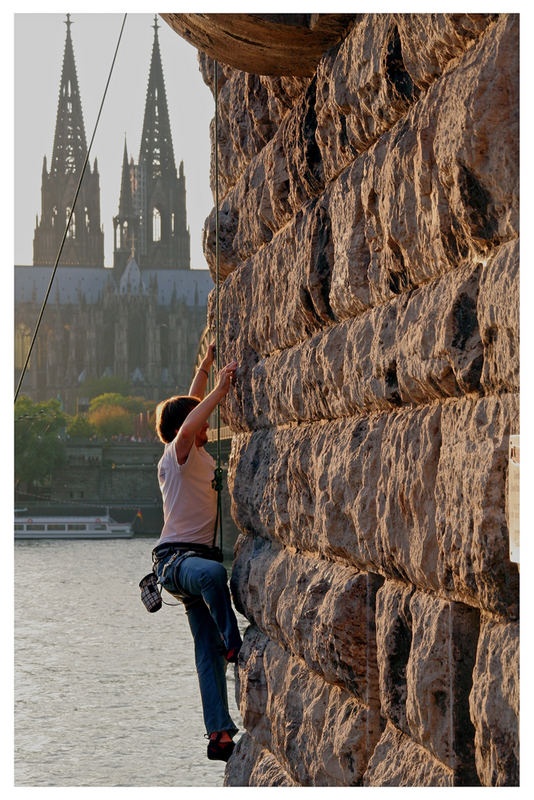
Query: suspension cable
14 13 128 404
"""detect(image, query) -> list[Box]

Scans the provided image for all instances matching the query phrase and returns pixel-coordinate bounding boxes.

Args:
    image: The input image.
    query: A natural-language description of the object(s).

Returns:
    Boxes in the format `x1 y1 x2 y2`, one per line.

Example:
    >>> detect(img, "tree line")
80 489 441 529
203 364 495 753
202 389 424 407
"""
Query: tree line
15 384 158 494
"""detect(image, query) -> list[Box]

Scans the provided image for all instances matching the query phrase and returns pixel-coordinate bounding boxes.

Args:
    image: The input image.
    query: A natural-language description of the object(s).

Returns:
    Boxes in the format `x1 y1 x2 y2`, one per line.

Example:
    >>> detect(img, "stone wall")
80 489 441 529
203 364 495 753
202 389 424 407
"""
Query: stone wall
200 13 518 786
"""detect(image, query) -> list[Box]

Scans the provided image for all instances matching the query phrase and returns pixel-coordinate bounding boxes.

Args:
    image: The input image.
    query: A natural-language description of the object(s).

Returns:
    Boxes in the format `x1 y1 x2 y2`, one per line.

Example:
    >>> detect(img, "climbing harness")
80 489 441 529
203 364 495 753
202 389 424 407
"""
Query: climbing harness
140 540 224 611
14 14 128 404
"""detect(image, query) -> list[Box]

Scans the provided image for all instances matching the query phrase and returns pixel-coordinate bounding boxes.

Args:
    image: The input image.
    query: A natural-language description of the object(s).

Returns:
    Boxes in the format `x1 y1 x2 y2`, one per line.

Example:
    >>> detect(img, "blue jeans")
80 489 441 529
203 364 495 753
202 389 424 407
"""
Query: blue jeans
156 553 242 736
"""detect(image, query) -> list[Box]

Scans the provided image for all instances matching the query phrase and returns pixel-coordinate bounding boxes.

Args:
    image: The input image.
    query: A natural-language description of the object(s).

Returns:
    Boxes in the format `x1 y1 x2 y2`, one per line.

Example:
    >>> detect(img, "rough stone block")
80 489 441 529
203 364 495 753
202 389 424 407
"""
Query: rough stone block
395 261 484 402
435 393 519 618
363 722 454 786
236 626 381 786
229 416 389 562
235 624 272 745
395 13 498 90
218 296 397 430
469 615 519 786
330 15 518 316
224 733 297 787
315 15 418 183
230 411 440 580
203 154 275 279
406 592 480 783
209 194 336 360
477 238 519 394
231 533 382 703
316 14 495 183
206 67 311 199
375 580 414 730
373 405 443 587
210 72 278 200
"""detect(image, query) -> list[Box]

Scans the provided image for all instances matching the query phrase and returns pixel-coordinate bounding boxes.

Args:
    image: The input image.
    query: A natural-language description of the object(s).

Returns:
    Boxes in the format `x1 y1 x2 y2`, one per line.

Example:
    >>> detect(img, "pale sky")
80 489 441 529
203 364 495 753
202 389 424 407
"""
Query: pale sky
14 12 214 270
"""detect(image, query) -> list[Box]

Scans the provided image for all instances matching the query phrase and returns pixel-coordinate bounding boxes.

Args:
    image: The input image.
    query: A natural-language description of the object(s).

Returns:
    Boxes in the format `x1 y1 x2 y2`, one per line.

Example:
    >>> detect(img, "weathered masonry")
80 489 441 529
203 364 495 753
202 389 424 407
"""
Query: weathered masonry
163 13 519 786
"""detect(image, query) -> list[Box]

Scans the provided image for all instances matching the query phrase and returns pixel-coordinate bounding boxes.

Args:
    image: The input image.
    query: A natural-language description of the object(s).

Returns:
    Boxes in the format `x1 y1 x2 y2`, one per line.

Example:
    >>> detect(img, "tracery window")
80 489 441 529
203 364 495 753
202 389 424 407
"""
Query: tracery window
153 208 161 242
15 324 31 370
66 207 76 238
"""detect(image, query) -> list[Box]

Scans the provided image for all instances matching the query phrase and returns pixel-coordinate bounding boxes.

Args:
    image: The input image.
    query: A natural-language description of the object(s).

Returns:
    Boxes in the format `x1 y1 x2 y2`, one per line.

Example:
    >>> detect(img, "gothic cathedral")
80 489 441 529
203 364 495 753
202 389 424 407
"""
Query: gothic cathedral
15 15 211 413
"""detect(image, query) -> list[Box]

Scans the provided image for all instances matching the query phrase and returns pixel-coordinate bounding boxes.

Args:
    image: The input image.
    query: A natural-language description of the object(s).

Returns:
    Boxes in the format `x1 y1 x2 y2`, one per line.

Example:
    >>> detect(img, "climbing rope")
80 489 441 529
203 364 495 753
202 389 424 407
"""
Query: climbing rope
212 59 224 552
14 13 128 404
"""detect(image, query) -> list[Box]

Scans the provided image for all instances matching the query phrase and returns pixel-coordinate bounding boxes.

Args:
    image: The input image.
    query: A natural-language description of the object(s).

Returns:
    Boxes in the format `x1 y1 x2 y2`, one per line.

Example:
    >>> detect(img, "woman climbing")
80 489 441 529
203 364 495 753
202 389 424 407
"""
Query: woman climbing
151 342 242 762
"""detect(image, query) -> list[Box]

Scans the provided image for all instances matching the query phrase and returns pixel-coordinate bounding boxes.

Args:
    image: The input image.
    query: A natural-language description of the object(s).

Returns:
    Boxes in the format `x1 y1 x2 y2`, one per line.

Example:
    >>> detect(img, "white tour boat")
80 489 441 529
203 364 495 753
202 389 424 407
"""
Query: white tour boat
15 511 134 540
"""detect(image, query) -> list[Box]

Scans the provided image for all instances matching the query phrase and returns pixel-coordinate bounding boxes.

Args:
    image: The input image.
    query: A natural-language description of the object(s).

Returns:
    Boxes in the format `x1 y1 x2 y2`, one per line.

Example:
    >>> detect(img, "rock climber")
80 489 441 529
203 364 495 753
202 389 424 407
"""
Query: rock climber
151 342 242 762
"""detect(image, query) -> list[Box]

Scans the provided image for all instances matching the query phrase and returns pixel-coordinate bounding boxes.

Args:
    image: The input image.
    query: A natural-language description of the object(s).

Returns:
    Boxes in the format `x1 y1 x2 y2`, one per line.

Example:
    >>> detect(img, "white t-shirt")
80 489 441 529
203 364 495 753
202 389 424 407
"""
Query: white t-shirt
157 440 217 546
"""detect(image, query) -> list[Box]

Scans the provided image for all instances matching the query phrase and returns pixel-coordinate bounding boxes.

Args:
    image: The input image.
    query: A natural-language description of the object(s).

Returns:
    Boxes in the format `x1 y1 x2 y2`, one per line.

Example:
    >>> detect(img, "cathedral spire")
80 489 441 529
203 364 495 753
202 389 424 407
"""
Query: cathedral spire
50 13 88 176
118 137 134 217
138 14 176 181
33 14 104 267
113 14 190 272
113 136 139 275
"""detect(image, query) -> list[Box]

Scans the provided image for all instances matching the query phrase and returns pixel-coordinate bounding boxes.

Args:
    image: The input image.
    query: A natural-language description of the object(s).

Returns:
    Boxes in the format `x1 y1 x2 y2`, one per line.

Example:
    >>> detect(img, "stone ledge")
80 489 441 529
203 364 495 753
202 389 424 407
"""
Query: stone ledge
163 13 356 77
228 393 519 618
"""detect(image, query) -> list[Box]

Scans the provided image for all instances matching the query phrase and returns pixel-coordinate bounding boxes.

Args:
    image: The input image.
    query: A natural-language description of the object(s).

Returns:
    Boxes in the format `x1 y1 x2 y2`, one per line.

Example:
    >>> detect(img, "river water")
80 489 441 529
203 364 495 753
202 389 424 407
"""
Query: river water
14 537 246 787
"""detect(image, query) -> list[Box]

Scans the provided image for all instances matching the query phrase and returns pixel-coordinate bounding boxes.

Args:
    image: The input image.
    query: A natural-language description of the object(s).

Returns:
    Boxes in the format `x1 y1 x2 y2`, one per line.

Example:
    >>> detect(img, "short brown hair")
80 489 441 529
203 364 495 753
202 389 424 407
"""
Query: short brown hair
155 395 200 444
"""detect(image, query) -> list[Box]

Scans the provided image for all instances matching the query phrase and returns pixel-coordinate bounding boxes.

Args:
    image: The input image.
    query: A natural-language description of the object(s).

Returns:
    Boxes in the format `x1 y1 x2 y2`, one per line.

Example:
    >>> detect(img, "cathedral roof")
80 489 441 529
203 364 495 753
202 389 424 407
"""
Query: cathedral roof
15 265 213 307
119 258 146 295
142 270 213 306
15 266 112 305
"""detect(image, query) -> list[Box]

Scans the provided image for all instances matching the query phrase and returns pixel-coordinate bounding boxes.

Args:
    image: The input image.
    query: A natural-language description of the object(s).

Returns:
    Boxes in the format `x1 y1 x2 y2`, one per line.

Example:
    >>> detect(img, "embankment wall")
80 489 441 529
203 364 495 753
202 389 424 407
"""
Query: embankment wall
200 14 519 786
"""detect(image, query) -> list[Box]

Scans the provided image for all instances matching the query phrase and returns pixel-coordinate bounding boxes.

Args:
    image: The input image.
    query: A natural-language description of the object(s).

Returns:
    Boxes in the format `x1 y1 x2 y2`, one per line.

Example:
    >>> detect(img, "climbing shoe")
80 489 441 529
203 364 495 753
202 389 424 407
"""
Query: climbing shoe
225 647 240 663
207 731 235 762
